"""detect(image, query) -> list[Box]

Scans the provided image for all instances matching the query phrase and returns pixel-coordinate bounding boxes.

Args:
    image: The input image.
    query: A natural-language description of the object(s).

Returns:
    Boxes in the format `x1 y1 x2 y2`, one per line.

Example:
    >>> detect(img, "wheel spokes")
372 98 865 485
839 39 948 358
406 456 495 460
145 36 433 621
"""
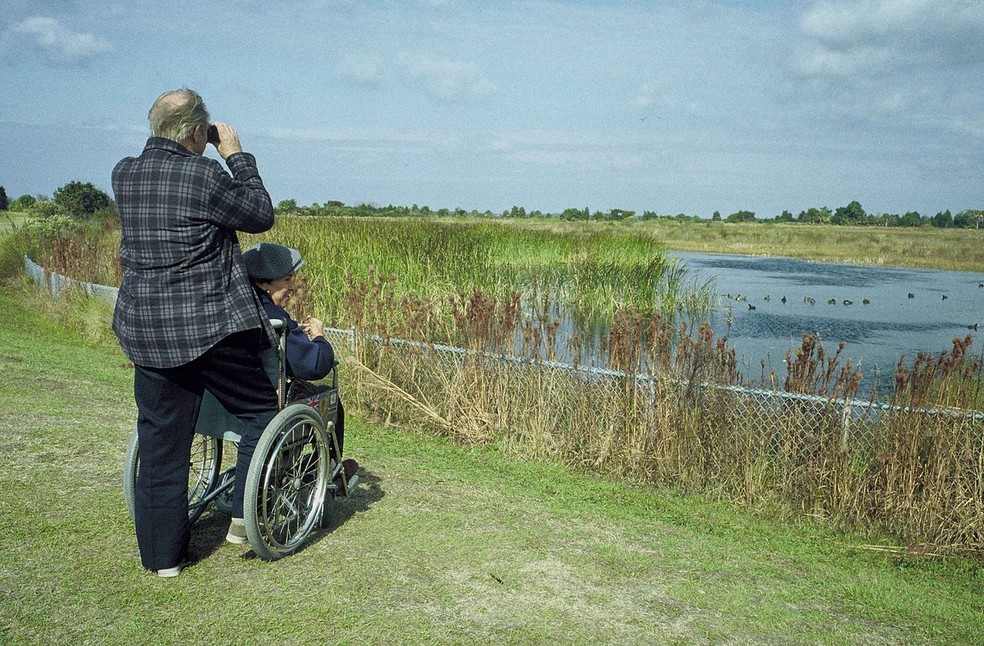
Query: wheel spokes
256 419 326 550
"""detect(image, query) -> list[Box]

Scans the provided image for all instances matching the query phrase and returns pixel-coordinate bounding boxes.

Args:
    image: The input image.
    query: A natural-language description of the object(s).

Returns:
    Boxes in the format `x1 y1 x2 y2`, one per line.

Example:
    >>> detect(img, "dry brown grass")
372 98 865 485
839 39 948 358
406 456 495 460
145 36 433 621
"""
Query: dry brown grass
340 275 984 555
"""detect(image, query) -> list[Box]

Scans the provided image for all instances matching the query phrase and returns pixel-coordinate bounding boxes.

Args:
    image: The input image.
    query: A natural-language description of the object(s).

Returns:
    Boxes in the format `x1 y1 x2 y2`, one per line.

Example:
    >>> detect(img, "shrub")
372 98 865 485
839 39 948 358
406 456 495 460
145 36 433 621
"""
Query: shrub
9 195 38 211
28 200 68 220
53 181 112 219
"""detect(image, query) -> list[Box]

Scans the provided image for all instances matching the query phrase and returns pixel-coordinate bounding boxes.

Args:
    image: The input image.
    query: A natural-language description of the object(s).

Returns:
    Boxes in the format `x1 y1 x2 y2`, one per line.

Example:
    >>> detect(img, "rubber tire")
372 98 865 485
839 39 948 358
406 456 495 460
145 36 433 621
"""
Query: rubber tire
243 404 329 560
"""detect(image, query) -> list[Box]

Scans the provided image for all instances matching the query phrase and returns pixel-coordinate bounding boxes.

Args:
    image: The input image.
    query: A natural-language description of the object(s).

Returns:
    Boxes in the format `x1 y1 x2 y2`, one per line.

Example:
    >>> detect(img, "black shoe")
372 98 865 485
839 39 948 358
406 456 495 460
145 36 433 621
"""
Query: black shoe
342 458 359 478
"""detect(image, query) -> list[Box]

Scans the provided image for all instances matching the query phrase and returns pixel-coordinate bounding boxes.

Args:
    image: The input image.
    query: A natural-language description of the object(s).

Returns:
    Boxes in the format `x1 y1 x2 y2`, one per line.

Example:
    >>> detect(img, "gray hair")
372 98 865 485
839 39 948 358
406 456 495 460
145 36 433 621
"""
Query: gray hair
148 88 210 142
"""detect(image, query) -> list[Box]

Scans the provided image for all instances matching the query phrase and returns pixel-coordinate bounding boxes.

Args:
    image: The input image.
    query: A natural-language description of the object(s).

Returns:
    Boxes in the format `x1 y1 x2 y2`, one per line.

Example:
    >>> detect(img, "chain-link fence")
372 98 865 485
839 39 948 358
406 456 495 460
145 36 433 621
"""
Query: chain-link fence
23 255 120 304
27 253 984 430
329 323 983 548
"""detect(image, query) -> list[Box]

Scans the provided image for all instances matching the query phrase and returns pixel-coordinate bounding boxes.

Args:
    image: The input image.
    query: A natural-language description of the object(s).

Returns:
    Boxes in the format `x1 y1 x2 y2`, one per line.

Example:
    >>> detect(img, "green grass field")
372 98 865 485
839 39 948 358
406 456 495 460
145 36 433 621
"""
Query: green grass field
1 284 982 645
489 218 984 273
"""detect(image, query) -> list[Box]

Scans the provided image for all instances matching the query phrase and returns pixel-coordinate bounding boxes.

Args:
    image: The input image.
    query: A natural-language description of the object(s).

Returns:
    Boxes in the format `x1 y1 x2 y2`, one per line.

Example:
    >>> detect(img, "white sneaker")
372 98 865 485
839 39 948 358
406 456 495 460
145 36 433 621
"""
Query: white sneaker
226 518 248 544
157 564 183 578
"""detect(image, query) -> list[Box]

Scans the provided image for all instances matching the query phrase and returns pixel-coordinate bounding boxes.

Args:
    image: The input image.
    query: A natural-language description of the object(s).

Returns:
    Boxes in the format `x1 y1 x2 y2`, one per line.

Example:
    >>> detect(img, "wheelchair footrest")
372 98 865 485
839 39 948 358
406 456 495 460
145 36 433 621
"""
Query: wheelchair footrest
326 473 358 496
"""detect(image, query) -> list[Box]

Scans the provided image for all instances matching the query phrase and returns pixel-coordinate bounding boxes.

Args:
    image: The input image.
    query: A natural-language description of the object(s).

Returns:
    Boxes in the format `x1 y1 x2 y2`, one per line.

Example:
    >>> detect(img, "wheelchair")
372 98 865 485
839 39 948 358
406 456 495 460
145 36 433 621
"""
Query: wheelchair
122 320 357 560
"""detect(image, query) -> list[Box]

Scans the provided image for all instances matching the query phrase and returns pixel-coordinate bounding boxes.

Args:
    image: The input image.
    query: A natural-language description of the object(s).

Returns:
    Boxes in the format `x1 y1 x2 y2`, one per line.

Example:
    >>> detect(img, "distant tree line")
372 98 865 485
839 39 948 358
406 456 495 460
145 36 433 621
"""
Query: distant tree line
763 200 983 228
274 198 983 229
2 182 980 230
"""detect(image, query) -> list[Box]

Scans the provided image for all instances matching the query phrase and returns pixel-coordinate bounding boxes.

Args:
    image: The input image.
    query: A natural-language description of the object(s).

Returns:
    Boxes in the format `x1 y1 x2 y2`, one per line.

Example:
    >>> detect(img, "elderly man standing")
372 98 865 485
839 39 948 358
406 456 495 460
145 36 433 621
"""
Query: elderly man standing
113 88 277 577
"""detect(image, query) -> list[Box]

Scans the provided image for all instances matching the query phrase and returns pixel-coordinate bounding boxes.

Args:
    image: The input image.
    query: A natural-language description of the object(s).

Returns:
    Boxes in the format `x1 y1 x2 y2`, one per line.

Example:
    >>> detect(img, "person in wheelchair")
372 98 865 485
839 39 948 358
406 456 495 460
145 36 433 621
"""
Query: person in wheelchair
242 242 357 478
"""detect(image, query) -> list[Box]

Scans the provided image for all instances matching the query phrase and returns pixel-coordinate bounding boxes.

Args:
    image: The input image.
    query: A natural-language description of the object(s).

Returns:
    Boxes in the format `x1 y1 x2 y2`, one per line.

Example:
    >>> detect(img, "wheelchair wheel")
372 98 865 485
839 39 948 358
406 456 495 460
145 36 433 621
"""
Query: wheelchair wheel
122 427 223 524
244 404 329 560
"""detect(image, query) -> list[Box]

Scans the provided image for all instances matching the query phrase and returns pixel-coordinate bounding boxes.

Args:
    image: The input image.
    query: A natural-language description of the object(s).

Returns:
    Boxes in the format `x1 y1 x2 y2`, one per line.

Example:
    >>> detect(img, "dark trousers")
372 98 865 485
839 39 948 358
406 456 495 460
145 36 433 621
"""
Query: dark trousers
132 330 278 571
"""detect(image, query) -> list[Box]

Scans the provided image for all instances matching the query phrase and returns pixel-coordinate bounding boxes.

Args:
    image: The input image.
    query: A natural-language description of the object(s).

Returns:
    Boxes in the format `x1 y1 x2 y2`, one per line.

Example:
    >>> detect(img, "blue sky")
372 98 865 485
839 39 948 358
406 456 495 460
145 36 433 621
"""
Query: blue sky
1 0 982 218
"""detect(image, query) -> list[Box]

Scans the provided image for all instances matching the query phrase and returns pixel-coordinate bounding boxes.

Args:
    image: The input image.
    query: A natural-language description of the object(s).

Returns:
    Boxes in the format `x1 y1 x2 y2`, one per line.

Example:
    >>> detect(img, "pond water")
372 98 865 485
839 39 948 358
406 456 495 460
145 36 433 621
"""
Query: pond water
671 252 984 396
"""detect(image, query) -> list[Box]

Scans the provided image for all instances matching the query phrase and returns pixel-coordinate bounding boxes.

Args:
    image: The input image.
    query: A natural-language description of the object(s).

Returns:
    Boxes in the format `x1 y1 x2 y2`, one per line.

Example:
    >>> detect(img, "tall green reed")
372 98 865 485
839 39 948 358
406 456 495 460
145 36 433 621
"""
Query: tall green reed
243 216 716 346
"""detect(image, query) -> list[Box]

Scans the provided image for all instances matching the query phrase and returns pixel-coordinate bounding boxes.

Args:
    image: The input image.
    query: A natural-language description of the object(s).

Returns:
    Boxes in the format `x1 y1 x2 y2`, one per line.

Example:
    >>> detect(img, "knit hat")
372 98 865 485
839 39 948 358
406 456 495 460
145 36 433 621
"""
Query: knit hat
242 242 305 281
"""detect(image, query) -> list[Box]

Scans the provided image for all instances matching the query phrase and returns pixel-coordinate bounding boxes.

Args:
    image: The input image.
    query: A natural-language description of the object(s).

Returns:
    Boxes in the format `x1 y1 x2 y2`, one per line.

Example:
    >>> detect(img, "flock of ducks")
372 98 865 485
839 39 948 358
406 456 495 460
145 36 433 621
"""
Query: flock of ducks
726 293 872 309
725 291 980 330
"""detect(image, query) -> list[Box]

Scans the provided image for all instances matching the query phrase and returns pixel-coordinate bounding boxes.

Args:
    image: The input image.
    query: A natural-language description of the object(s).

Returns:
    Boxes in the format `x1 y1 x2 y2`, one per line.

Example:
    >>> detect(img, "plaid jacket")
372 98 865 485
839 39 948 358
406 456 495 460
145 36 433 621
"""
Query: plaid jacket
112 137 276 368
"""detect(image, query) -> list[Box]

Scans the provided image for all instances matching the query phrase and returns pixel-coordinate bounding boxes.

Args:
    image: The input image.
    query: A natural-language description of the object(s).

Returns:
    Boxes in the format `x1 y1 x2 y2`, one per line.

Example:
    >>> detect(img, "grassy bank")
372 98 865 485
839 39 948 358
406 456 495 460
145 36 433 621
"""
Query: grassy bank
481 218 984 273
1 285 982 644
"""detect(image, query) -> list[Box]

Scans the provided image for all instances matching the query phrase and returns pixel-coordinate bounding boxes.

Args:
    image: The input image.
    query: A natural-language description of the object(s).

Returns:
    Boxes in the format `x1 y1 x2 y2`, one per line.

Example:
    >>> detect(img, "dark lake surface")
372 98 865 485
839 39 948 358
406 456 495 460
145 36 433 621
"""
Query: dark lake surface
670 252 984 397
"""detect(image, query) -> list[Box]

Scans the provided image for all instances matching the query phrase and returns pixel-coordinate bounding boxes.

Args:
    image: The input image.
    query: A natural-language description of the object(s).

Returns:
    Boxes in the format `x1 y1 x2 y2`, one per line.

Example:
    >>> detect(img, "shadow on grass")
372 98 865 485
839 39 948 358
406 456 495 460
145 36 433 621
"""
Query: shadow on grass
323 469 386 532
187 469 385 563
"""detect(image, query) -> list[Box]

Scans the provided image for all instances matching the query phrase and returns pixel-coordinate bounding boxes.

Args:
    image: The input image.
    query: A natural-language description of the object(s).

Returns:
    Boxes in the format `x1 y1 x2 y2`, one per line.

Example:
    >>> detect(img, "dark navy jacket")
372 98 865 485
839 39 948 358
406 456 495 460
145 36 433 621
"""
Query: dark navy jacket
257 290 335 380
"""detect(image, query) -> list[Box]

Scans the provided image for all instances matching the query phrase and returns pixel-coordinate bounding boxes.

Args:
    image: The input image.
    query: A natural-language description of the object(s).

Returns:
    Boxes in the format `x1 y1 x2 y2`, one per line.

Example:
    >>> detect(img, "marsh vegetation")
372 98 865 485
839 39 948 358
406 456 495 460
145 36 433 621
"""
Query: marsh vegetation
6 214 983 554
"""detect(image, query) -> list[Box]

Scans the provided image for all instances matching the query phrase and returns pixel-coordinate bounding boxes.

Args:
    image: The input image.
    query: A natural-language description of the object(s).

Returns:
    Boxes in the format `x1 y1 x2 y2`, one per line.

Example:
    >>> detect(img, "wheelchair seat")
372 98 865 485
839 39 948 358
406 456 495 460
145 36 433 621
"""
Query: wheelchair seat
195 343 282 442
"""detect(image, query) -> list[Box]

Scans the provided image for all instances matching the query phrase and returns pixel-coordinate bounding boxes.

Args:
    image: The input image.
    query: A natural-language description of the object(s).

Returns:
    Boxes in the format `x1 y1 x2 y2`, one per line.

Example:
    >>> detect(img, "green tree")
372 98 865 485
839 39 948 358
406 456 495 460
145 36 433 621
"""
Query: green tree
275 199 299 214
0 186 8 211
930 210 953 228
29 200 69 219
879 213 902 227
954 210 984 229
605 208 633 220
797 207 831 224
833 200 866 225
725 210 756 223
711 211 721 221
53 181 111 218
775 210 794 223
899 211 923 227
324 201 347 216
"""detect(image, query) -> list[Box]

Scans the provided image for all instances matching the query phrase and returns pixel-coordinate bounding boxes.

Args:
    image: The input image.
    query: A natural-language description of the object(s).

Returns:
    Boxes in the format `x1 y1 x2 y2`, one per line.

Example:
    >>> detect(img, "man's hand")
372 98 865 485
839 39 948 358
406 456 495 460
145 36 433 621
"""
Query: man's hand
210 122 243 159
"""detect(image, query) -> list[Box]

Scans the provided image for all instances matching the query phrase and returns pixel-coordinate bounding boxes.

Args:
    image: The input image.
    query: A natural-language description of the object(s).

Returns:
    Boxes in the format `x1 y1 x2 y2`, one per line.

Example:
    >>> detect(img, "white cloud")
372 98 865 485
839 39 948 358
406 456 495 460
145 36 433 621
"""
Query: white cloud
335 52 383 86
634 82 707 121
486 138 512 154
787 0 984 131
796 0 984 78
636 84 657 110
794 44 897 78
11 16 112 66
265 125 427 145
406 56 495 102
